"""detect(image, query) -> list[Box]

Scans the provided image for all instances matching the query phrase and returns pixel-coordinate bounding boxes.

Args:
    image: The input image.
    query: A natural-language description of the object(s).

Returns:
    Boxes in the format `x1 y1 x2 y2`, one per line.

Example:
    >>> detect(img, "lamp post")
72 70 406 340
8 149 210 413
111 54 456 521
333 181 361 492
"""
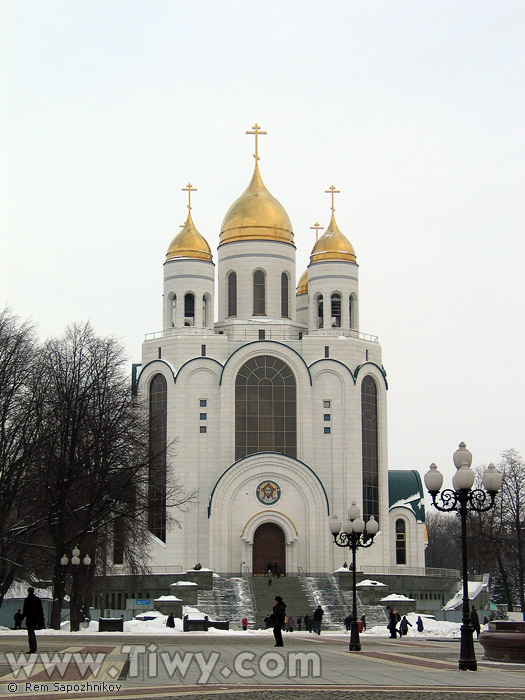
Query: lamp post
329 502 379 651
424 442 501 671
61 546 92 632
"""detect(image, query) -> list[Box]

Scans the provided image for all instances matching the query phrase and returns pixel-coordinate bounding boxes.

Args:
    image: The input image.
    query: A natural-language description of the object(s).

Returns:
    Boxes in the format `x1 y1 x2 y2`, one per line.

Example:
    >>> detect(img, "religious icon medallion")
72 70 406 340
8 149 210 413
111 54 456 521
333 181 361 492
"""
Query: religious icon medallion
256 480 281 505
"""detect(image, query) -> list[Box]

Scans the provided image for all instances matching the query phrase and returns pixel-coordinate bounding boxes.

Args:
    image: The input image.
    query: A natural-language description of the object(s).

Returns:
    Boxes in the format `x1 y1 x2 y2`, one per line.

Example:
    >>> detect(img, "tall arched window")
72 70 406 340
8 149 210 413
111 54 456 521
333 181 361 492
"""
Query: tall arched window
317 294 324 328
361 375 379 524
253 270 266 315
395 519 407 565
349 294 355 329
168 293 176 327
184 293 195 326
202 295 208 327
281 272 289 318
228 272 237 317
149 374 167 542
331 293 341 327
235 355 296 460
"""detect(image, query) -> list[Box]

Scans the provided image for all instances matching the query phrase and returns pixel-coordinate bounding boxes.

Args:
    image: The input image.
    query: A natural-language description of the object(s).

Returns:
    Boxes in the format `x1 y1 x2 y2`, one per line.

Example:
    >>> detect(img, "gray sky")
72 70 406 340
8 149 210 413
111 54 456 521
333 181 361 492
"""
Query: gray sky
2 1 524 485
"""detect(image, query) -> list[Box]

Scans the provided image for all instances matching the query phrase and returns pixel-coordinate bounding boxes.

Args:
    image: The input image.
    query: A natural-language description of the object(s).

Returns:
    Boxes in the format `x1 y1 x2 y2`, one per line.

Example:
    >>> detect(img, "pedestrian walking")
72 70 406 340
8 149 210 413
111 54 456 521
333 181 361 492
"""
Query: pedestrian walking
274 563 281 579
344 614 352 631
399 615 412 636
304 614 311 632
272 596 286 647
166 613 175 628
416 616 424 632
287 614 294 632
241 616 248 631
387 607 400 639
13 610 23 630
297 616 302 631
22 587 44 654
264 614 271 629
313 605 324 635
267 569 272 586
360 614 366 631
470 605 481 638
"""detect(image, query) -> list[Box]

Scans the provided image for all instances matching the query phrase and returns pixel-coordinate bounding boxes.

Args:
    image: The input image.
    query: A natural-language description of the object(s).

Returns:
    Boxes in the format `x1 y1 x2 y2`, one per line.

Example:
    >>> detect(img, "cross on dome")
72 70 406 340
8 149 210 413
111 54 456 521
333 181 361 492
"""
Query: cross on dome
182 183 197 210
325 185 341 213
310 222 324 242
245 123 267 161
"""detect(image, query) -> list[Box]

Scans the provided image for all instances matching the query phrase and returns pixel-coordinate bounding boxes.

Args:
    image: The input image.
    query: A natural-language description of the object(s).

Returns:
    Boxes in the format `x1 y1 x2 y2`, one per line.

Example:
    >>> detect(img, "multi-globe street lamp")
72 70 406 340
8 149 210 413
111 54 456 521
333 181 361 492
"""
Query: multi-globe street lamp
61 546 92 632
329 502 379 651
424 442 502 671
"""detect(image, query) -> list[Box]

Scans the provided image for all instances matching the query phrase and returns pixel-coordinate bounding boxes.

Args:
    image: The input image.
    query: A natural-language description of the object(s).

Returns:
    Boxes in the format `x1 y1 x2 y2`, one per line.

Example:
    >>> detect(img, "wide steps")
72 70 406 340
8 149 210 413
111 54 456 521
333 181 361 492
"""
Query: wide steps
251 575 313 629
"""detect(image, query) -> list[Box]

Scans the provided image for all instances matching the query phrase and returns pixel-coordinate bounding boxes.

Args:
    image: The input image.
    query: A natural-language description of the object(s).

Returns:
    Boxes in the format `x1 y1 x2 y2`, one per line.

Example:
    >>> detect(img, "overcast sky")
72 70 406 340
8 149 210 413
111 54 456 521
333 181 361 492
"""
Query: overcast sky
2 1 523 485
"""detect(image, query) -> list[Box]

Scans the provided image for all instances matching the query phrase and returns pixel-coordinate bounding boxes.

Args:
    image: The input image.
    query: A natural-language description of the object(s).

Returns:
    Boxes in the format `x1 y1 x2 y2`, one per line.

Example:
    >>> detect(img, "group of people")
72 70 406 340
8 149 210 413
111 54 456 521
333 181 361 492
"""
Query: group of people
263 598 325 646
344 613 367 632
266 562 282 585
387 607 424 638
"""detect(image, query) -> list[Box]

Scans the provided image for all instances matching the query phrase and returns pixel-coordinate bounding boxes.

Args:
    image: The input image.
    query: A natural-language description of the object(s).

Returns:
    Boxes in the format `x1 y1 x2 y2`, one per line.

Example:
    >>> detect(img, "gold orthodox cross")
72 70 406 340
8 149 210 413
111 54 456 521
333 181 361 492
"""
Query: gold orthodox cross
246 123 267 161
325 185 340 213
310 222 324 242
182 183 197 210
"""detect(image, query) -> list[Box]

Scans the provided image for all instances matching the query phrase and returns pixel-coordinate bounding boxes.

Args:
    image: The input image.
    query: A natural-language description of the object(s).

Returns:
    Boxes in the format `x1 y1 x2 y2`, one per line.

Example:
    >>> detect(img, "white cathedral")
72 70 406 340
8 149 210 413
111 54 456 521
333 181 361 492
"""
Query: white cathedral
135 126 426 578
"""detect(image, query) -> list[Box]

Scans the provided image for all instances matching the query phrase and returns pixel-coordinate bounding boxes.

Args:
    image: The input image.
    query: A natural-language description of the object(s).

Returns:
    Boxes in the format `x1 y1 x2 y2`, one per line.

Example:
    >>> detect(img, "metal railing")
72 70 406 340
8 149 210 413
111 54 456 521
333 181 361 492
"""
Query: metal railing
145 326 379 343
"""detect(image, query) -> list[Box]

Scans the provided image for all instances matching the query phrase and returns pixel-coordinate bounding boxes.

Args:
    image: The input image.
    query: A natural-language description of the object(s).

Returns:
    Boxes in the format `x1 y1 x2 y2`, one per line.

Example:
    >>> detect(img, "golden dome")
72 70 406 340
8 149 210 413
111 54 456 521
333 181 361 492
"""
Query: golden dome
296 269 308 295
310 213 356 264
219 164 294 246
166 210 212 262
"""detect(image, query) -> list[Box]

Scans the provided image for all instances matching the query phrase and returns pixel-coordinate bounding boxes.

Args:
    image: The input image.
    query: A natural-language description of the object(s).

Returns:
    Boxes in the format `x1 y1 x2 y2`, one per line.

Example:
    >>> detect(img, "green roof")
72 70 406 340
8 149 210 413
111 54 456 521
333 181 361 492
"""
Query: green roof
388 470 425 522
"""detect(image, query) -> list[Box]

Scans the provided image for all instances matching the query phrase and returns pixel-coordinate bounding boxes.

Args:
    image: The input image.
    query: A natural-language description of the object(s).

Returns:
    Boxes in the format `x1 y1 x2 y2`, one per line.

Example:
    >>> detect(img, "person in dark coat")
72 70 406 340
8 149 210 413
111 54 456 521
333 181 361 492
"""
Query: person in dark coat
470 605 481 638
272 596 286 647
274 563 281 579
13 610 23 630
344 614 352 631
304 613 311 632
22 587 44 653
313 605 324 635
416 616 424 632
387 607 400 638
360 614 366 631
296 616 302 631
399 615 412 636
166 613 175 628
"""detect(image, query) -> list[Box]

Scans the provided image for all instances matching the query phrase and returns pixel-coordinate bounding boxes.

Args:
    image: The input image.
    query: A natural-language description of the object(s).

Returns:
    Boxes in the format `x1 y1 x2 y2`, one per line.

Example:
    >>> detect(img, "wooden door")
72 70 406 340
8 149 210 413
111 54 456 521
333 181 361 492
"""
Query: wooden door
253 523 285 575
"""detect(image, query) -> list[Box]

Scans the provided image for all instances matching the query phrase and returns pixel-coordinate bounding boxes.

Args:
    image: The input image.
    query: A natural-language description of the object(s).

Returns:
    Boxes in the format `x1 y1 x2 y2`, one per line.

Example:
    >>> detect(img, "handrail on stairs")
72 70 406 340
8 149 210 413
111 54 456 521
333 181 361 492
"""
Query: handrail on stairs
242 565 257 615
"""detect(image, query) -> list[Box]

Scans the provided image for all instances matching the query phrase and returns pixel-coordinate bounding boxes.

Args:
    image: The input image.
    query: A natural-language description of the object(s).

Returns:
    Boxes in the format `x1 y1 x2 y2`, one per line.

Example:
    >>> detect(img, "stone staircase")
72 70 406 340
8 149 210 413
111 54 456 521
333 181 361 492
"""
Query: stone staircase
305 575 388 630
196 576 256 628
250 575 314 629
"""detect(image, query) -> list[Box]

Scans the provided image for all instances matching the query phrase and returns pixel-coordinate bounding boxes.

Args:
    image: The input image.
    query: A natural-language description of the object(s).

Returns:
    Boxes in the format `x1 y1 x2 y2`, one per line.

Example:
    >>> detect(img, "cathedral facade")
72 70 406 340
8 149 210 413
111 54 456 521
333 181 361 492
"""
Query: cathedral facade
135 128 426 577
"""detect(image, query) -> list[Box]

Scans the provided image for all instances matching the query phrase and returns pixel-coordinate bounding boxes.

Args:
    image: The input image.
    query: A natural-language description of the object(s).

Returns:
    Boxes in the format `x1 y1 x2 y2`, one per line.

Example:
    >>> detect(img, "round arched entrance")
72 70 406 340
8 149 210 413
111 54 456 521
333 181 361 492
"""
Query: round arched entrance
252 522 286 575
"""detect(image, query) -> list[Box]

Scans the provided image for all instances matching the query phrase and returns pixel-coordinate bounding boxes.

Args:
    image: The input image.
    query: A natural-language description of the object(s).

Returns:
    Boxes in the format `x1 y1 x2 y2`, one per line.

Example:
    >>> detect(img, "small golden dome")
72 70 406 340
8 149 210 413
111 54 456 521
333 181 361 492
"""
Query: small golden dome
219 164 294 246
310 213 356 264
296 269 308 295
166 211 212 262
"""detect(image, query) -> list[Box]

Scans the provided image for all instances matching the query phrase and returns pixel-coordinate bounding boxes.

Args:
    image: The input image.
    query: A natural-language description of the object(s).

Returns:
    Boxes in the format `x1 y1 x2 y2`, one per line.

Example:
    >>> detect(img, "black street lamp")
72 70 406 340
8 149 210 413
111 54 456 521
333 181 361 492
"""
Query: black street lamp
329 502 379 651
61 546 92 632
424 442 502 671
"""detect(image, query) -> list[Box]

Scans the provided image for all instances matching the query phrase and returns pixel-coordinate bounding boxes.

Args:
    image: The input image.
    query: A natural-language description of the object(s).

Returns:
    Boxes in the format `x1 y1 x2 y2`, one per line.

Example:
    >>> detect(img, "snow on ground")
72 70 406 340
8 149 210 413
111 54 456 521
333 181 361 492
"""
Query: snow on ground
0 609 470 638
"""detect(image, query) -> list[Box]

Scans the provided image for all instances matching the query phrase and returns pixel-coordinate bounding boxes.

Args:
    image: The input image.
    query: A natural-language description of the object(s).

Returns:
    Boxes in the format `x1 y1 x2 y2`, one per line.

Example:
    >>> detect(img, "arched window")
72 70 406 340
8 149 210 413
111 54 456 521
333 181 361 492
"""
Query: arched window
361 375 379 524
228 272 237 317
184 293 195 326
331 293 341 327
148 374 167 542
317 294 324 328
349 294 356 329
235 355 296 460
281 272 289 318
395 519 407 565
253 270 266 315
202 295 208 327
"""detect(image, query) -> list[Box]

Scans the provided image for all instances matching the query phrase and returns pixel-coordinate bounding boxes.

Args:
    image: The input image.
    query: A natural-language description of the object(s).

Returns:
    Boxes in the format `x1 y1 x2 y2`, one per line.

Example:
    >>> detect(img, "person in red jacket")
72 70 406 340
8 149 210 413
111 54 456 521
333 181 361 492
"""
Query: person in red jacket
241 617 248 630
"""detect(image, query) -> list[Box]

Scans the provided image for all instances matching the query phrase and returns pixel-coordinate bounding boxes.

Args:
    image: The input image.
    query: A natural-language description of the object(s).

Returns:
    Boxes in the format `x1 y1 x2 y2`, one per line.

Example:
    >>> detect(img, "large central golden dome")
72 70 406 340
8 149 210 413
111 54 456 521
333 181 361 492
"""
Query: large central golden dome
219 164 294 246
310 213 356 264
166 211 212 262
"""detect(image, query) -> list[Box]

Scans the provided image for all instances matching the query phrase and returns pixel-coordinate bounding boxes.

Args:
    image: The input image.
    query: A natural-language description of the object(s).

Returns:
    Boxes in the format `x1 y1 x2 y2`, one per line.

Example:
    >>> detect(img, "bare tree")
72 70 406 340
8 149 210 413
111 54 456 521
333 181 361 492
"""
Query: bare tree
425 510 461 570
0 309 45 605
31 322 193 628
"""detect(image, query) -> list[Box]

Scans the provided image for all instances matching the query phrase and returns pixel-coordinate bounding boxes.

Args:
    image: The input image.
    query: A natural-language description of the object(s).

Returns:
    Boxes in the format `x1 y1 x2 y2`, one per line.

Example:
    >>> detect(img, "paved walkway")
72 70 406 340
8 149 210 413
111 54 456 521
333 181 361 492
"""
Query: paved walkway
0 632 524 699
